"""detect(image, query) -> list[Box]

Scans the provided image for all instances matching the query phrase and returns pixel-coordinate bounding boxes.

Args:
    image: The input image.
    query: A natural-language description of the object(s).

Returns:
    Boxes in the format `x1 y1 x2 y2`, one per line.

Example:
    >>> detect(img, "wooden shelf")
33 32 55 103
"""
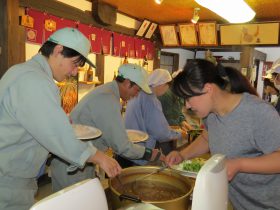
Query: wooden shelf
220 60 240 63
78 80 101 85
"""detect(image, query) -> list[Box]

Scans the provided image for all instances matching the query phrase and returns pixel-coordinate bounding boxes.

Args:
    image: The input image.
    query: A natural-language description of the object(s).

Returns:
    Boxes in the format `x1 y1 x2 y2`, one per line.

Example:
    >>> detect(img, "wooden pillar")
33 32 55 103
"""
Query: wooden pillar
96 54 105 84
240 46 254 68
0 0 25 78
153 46 160 70
152 35 162 70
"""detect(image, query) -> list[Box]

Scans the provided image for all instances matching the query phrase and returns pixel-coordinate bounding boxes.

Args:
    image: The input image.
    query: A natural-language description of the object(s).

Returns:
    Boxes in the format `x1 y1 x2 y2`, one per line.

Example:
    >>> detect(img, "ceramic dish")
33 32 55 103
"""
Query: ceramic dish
126 129 148 143
171 158 206 178
72 124 102 140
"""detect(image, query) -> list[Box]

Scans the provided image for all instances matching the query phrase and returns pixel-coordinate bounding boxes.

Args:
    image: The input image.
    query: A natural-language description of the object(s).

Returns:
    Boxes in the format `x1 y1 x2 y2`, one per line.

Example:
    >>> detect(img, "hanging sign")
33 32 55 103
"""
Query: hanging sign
113 33 121 57
126 36 135 58
113 33 129 57
20 15 34 28
145 40 155 60
78 23 102 54
26 29 37 42
45 19 56 32
101 29 112 55
220 23 279 45
25 9 45 44
44 15 75 42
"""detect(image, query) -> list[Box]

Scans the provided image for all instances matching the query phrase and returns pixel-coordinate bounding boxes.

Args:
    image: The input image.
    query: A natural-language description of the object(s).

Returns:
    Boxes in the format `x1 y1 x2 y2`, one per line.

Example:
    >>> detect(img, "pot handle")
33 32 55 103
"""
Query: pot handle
119 194 142 203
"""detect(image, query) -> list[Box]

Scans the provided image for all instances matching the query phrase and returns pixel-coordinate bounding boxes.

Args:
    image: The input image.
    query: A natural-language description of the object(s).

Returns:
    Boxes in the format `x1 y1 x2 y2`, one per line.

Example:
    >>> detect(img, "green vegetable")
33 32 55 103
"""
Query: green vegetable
188 129 203 139
179 158 205 173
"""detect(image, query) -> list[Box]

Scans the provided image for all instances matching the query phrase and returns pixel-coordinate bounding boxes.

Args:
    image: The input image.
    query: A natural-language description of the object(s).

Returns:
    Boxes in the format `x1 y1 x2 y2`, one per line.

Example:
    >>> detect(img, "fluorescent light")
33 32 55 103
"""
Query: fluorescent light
191 8 200 24
191 16 199 24
56 0 91 12
195 0 256 23
155 0 163 5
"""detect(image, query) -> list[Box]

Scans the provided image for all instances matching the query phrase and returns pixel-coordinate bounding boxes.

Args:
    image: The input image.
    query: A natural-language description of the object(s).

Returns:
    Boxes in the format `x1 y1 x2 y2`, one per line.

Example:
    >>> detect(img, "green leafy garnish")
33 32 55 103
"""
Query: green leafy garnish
178 158 205 173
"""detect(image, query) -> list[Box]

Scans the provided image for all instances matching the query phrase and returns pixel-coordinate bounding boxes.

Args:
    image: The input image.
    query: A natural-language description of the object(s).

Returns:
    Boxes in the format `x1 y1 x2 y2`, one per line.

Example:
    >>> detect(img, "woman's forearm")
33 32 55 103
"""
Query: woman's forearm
180 131 210 160
235 150 280 174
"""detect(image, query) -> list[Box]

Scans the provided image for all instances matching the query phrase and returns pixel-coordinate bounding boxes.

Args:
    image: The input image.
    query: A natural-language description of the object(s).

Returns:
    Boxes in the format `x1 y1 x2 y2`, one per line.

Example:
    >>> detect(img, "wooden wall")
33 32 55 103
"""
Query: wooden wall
0 0 25 78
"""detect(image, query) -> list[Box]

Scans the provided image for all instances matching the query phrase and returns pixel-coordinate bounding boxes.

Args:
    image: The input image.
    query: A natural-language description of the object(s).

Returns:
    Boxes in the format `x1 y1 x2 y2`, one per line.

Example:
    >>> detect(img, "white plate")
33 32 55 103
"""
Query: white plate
72 124 102 140
171 158 206 178
126 129 148 143
171 165 198 178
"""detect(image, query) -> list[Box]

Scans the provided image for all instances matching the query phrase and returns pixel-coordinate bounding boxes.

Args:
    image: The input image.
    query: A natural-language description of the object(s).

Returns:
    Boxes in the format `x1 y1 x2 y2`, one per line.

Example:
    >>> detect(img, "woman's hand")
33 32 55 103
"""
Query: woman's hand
88 150 122 178
165 151 184 166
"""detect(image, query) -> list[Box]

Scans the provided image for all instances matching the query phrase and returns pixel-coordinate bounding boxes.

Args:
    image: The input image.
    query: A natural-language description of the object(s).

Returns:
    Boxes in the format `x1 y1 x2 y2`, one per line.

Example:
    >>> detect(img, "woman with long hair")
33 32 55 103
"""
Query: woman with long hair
166 59 280 210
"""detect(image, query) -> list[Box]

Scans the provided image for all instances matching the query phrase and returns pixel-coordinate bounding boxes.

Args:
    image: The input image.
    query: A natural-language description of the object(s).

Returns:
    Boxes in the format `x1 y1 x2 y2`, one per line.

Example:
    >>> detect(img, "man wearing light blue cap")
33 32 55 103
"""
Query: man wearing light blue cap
0 27 121 210
50 63 164 191
124 69 183 166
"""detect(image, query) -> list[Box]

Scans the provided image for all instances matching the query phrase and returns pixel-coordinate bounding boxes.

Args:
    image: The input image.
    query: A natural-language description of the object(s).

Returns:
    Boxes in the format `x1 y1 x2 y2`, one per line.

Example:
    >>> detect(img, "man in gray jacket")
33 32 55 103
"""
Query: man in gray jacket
51 63 163 191
0 27 121 210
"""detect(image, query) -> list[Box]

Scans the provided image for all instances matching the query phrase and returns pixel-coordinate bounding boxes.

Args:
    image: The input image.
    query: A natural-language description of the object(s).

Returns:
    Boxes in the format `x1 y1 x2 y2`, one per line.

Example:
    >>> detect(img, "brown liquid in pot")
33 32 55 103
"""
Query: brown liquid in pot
116 180 187 201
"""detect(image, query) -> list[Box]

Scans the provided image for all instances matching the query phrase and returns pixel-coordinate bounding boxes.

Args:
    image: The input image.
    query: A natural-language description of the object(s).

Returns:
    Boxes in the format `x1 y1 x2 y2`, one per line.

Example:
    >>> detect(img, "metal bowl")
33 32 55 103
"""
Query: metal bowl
109 166 194 210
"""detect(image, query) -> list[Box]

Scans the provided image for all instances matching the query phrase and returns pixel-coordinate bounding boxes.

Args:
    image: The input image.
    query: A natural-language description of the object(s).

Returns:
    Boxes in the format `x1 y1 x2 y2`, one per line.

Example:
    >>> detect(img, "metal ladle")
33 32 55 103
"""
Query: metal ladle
132 163 169 194
116 175 125 193
134 165 168 183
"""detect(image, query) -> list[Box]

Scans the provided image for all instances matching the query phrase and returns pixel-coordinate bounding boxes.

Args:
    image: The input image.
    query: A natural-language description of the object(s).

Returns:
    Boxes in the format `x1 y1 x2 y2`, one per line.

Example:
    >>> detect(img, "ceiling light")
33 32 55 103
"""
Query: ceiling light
195 0 255 23
191 8 200 24
155 0 163 5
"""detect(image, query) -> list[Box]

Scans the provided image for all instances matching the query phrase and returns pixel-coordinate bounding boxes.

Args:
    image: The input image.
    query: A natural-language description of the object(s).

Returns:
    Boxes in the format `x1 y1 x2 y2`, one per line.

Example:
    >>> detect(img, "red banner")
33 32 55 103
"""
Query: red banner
134 38 148 59
101 29 112 55
43 15 76 42
113 33 130 57
26 9 45 44
27 9 76 44
126 36 135 58
134 38 141 58
145 40 155 60
24 9 153 60
78 24 102 54
113 32 122 57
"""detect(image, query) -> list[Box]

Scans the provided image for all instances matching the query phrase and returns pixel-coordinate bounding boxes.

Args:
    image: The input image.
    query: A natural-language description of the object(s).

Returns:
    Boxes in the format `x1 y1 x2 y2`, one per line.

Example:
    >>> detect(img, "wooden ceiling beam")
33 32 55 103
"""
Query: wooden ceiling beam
162 46 242 52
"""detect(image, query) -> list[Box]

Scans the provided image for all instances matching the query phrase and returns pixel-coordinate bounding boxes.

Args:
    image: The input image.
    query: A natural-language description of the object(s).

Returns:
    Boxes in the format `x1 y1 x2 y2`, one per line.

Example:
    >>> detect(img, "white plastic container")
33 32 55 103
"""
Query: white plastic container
192 154 228 210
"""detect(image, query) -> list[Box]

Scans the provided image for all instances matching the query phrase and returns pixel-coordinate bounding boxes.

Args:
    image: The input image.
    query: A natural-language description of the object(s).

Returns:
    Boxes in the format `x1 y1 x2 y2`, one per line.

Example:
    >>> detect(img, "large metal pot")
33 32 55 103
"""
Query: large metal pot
109 166 193 210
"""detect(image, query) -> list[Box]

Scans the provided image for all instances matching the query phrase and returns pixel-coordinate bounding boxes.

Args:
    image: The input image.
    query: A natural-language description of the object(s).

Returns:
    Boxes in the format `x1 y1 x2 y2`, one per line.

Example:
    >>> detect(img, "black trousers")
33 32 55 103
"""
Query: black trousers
114 155 139 168
157 141 174 155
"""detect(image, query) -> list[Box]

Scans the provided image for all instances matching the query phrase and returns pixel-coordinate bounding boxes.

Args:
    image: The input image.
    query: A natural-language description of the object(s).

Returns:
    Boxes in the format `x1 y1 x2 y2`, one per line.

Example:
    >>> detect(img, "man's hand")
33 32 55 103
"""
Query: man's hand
165 151 184 166
88 150 122 178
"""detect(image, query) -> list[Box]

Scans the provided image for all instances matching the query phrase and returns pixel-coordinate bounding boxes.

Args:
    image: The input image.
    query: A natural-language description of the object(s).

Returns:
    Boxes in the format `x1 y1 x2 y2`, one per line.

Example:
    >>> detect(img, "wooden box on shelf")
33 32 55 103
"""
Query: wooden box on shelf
78 68 100 85
78 80 101 85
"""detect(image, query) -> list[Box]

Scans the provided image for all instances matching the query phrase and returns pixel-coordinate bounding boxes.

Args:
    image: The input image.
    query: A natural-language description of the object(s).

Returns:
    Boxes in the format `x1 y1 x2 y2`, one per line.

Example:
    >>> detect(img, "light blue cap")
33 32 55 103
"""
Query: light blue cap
118 64 152 94
47 27 95 68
